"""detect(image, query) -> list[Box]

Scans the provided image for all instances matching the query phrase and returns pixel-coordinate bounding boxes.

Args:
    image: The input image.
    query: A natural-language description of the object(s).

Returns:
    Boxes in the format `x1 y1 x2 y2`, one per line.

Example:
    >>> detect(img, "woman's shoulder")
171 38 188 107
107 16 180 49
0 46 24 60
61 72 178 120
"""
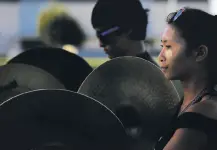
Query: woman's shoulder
187 96 217 120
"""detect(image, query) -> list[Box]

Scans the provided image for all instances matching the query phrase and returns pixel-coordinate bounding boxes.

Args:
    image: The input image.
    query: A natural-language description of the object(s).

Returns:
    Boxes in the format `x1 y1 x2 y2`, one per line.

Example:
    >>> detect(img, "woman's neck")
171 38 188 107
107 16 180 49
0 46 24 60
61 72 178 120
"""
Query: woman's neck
180 73 210 109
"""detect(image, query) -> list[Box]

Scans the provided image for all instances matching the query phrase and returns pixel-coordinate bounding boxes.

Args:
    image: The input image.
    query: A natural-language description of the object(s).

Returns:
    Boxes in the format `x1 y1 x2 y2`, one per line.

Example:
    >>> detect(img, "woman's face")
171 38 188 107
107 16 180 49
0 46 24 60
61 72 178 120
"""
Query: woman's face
158 24 197 80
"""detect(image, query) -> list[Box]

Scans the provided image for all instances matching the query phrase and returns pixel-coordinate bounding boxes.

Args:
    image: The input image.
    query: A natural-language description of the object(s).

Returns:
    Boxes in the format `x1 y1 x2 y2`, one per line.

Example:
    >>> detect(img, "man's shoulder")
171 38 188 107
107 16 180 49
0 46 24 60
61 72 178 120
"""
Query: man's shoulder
136 51 158 66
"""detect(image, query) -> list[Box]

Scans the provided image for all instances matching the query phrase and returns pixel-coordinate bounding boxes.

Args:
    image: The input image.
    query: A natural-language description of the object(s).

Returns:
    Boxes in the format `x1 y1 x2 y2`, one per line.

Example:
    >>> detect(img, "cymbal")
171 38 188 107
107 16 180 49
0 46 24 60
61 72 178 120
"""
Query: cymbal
78 56 181 150
171 80 183 100
0 89 128 150
7 47 93 91
0 63 65 104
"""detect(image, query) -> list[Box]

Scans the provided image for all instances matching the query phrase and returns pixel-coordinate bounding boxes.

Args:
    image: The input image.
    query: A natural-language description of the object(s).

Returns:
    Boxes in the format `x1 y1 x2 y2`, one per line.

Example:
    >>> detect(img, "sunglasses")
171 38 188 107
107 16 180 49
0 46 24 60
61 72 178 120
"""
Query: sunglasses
167 8 186 23
96 26 121 46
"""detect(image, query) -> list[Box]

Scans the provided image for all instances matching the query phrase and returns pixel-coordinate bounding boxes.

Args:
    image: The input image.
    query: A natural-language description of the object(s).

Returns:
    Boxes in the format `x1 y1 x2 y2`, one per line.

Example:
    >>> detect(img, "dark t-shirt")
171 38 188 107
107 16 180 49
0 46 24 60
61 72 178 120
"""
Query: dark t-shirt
136 51 158 66
155 89 217 150
154 112 217 150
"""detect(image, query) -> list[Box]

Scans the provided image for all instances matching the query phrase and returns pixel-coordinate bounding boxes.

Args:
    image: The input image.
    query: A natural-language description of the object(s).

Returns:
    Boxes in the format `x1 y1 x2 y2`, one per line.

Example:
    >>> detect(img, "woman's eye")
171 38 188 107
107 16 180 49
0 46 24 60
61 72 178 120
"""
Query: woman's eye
166 45 171 49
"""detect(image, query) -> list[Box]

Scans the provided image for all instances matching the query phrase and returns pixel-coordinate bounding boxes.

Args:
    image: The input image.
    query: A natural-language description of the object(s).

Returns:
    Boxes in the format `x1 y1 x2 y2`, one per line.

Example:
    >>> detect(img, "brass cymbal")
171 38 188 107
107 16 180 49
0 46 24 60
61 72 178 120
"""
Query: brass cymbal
78 56 181 150
7 47 93 91
0 89 128 150
0 63 65 104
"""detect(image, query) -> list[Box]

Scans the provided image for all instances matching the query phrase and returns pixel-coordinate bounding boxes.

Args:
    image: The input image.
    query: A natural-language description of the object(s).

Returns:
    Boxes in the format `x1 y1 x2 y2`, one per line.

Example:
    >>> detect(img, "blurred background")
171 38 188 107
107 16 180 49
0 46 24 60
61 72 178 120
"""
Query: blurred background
0 0 216 68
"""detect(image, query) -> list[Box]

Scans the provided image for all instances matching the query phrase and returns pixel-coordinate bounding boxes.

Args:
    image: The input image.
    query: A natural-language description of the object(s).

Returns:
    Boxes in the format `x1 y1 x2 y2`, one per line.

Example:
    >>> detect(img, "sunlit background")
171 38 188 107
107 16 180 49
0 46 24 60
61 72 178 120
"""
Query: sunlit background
0 0 216 67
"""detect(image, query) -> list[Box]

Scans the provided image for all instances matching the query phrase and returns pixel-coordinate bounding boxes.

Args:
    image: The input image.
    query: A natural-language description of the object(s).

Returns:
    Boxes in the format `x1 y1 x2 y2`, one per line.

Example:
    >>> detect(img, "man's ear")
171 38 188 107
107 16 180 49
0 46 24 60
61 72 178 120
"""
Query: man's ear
194 45 208 62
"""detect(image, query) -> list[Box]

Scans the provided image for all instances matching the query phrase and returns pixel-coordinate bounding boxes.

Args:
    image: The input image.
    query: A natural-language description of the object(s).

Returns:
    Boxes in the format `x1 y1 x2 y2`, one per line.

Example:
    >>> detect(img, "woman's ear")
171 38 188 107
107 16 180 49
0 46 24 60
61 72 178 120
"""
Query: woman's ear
194 45 208 62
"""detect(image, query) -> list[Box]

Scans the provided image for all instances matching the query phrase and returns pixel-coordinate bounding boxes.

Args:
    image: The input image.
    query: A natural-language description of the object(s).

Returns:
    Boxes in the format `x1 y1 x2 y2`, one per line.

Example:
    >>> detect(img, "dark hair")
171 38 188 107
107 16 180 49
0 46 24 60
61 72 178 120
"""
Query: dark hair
47 14 86 47
91 0 149 40
166 7 217 85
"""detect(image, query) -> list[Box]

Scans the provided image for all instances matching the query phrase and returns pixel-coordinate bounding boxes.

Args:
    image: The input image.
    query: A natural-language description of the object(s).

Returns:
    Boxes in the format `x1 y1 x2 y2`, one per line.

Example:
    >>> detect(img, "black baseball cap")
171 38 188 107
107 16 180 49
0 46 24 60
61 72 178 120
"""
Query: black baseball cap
91 0 149 40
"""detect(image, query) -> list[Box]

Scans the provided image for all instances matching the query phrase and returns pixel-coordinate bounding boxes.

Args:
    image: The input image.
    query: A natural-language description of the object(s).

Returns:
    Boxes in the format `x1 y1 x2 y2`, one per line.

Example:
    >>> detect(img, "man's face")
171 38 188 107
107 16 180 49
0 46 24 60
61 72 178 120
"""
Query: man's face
95 27 131 59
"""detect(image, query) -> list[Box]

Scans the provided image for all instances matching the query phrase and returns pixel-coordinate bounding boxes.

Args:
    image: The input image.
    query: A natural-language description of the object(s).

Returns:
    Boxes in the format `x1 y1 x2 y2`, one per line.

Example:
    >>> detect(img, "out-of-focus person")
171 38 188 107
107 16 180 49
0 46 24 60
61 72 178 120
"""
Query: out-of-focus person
37 3 86 54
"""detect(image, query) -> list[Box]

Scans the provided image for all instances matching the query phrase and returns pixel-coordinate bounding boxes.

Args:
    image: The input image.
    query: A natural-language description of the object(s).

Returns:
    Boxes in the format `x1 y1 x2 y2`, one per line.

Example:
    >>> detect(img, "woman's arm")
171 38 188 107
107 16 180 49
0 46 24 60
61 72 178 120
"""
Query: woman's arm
163 128 207 150
163 100 216 150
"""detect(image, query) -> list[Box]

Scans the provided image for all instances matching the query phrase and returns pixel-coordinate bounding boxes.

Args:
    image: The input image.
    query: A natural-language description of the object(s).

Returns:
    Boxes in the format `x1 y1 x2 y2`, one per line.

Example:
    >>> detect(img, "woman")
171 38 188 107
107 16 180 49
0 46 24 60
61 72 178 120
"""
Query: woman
156 7 217 150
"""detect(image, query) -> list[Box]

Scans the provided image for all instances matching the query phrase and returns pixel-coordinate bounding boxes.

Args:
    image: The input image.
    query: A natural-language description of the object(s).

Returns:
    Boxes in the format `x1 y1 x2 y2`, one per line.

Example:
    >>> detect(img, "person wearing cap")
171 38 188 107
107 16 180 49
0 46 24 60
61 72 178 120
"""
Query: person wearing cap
91 0 157 65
